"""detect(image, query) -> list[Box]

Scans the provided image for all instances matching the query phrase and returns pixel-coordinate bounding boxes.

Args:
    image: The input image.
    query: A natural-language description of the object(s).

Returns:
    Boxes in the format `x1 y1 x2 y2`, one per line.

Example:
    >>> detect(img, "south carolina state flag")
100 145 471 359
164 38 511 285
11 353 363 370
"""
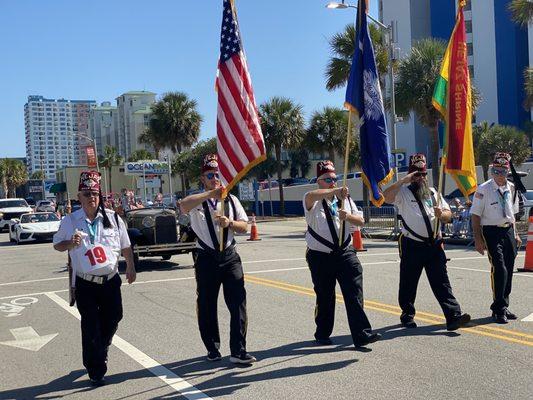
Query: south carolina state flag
344 0 393 206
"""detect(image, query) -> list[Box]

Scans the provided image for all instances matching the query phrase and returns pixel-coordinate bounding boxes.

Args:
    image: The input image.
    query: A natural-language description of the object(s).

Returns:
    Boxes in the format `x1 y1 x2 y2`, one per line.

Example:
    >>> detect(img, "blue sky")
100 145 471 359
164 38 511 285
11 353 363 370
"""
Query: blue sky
0 0 379 158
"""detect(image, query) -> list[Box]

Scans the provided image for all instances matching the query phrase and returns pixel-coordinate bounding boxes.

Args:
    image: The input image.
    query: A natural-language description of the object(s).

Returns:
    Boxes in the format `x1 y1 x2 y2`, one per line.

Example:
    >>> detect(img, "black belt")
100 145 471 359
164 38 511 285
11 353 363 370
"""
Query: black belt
197 237 236 256
483 223 512 229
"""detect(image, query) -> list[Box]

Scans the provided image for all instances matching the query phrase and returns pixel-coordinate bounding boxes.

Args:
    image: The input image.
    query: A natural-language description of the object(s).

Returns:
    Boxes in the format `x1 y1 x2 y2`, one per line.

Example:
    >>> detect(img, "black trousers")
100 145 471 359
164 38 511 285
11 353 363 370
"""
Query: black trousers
482 225 517 314
75 273 123 380
194 248 247 355
398 235 462 323
306 247 371 343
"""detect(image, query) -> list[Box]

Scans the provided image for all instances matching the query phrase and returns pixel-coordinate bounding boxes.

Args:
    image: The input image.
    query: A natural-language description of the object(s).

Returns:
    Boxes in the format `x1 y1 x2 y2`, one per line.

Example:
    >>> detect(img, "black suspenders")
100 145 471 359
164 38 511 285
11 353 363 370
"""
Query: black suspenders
198 196 238 252
307 197 351 252
398 187 438 244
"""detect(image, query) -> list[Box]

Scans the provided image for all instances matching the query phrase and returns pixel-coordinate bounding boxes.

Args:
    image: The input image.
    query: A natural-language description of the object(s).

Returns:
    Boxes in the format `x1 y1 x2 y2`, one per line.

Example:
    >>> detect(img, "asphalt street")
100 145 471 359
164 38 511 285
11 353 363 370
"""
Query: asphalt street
1 219 532 400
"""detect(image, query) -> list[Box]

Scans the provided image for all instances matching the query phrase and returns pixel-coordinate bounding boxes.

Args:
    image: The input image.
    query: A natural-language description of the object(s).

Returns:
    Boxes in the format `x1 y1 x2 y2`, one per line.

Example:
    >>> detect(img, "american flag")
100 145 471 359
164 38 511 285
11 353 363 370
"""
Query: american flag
216 0 265 194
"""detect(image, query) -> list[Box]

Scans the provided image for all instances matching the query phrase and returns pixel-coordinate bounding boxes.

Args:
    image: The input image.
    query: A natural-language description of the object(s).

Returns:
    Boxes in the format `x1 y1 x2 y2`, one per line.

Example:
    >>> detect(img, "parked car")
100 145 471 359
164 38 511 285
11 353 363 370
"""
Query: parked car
523 190 533 217
336 172 360 181
0 199 33 231
8 212 60 244
286 178 310 186
36 200 55 212
125 206 196 266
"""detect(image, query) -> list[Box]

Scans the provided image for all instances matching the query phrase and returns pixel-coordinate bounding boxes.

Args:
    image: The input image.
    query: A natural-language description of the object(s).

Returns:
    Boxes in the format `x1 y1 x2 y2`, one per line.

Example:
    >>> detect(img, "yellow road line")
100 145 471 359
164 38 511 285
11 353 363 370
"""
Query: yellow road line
244 275 533 347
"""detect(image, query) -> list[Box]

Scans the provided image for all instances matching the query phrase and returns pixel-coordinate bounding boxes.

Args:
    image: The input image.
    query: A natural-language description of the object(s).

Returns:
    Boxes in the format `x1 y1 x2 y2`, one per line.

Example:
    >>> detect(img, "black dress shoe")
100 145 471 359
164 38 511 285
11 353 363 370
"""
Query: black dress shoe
89 377 105 387
401 318 417 329
492 313 508 324
504 310 518 320
314 337 333 345
354 332 381 347
446 313 471 331
207 349 222 361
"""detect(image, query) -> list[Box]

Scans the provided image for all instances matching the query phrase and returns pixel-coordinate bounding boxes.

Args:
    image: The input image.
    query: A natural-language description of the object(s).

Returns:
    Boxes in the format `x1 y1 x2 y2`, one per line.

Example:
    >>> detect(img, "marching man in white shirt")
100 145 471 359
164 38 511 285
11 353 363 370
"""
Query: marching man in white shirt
304 160 381 349
471 152 521 324
53 171 136 386
383 154 470 331
180 154 256 364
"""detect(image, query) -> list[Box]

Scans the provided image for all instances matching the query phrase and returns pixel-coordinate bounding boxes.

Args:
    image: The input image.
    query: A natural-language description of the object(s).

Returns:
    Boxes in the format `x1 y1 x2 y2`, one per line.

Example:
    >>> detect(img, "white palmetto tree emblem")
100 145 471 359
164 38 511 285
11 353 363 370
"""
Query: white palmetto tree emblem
363 69 384 122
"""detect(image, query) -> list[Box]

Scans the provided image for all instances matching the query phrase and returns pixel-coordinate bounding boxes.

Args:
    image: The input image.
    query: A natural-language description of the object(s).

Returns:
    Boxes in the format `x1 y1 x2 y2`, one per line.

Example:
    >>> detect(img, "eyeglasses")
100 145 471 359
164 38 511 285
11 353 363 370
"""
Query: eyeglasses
414 172 428 177
81 191 99 198
491 168 508 176
319 177 338 184
204 172 220 180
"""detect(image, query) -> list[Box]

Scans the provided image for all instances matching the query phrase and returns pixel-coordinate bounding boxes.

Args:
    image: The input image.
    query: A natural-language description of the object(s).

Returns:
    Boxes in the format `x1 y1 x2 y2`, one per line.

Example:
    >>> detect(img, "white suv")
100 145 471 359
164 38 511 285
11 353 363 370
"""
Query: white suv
0 198 33 231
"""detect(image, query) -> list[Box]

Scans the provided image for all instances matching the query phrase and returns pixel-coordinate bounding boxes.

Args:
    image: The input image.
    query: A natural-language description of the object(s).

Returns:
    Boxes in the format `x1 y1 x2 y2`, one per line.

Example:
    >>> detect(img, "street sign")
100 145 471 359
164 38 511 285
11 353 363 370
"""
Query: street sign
391 149 407 168
125 161 169 175
239 182 255 201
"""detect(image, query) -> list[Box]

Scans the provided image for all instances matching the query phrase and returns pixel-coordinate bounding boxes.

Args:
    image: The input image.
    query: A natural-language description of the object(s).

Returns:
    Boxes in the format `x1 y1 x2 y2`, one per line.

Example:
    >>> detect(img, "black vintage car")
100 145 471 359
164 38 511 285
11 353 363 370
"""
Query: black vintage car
125 207 196 265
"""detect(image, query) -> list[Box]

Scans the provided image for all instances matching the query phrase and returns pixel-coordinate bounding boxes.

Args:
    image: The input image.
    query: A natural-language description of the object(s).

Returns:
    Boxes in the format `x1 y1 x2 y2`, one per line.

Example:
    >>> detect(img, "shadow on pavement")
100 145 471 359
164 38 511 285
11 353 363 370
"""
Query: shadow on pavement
375 323 461 340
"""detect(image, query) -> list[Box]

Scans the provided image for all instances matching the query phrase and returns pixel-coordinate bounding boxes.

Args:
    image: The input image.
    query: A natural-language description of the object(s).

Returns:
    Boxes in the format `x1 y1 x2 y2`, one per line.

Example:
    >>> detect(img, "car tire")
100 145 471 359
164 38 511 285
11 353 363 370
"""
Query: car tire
161 255 172 261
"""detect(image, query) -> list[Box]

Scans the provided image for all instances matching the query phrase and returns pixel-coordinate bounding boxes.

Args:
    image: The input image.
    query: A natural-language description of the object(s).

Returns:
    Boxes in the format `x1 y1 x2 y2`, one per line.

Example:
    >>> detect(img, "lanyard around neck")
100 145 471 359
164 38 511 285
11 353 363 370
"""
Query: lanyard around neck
86 218 99 244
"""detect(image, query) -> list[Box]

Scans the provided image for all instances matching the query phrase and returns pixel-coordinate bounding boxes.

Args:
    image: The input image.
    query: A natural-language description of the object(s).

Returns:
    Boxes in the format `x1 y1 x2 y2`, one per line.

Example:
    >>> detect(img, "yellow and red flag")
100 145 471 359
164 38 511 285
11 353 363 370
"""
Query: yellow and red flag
432 0 477 197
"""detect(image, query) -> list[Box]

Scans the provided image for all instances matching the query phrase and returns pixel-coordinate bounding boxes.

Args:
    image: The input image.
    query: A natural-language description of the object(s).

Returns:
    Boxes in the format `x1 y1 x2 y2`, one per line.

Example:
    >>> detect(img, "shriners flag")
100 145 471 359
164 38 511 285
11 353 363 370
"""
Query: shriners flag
344 0 393 206
216 0 266 196
432 0 477 197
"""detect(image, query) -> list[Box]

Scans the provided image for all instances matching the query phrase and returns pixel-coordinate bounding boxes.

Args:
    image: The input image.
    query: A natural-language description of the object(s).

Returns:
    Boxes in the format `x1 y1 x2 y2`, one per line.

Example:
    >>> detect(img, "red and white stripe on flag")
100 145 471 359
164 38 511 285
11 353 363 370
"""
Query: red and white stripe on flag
216 0 265 195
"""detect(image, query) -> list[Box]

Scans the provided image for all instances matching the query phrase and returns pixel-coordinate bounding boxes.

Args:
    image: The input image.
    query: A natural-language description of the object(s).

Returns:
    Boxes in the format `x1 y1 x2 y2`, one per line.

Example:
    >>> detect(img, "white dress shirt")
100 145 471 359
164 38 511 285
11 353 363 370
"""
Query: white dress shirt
53 208 130 276
394 185 450 241
189 194 248 250
470 179 519 226
304 193 363 253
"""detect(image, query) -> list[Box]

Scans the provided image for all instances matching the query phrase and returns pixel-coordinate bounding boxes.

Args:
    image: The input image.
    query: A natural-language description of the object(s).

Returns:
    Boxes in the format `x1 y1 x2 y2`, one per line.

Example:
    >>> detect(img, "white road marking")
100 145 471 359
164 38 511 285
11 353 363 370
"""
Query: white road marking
2 255 532 301
0 277 67 286
0 297 39 317
45 292 212 400
522 313 533 322
0 326 58 351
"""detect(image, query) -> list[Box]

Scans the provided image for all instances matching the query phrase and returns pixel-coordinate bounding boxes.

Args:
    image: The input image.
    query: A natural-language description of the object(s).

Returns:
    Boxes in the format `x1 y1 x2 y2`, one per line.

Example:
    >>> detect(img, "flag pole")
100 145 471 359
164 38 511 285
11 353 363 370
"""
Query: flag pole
219 193 226 252
339 109 353 246
433 155 446 239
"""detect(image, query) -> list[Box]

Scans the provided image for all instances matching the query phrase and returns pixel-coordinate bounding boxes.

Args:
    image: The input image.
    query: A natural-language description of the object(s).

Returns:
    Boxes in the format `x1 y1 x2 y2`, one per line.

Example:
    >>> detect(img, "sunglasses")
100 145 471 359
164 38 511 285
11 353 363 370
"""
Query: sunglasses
81 191 99 198
320 177 338 184
414 172 428 177
491 168 508 176
204 172 220 180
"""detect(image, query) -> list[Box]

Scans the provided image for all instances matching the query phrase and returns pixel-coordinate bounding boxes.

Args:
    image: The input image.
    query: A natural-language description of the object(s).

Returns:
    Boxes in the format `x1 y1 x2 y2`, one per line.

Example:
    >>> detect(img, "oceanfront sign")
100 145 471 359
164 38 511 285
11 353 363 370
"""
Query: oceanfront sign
124 160 169 175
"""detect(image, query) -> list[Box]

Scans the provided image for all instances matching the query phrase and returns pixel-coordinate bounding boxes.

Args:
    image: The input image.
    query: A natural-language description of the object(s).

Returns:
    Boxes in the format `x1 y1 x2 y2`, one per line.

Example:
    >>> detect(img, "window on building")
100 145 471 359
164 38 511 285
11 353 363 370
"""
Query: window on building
464 0 471 11
467 43 473 56
465 20 472 33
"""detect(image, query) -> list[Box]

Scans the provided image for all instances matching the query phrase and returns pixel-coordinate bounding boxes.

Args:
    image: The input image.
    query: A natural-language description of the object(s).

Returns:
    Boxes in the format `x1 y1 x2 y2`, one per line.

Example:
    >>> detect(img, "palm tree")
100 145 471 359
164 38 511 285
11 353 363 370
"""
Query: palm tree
259 97 306 216
396 39 481 184
306 107 348 164
138 123 165 159
509 0 533 26
524 68 533 109
30 170 46 180
0 159 28 198
147 92 202 154
99 146 123 193
325 23 389 92
128 149 154 162
474 123 531 180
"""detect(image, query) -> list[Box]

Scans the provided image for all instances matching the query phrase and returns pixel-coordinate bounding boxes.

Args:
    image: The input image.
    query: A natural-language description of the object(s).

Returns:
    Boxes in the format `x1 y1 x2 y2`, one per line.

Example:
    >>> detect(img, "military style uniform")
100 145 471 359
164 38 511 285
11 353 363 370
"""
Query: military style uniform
303 160 379 347
53 172 130 383
390 154 469 330
471 178 519 316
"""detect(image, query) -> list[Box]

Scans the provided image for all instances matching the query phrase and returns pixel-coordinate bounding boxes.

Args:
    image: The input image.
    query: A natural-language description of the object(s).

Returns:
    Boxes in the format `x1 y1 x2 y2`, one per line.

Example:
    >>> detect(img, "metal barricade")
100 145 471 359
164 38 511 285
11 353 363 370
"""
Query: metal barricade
361 206 397 239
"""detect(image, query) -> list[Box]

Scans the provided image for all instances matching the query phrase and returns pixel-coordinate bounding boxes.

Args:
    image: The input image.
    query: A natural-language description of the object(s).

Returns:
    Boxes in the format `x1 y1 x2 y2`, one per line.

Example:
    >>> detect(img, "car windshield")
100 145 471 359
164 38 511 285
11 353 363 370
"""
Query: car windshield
39 201 52 205
0 200 28 208
21 213 59 223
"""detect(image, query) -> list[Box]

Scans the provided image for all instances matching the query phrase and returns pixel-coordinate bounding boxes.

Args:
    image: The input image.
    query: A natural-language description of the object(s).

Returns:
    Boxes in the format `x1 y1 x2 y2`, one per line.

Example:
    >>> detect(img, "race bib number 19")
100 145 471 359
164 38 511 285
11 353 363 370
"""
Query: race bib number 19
84 246 108 266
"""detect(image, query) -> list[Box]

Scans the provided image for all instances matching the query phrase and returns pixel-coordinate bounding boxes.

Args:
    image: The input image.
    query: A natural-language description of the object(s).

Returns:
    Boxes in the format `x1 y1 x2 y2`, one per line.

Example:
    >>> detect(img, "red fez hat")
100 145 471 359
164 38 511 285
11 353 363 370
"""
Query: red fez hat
78 170 101 192
408 153 427 174
316 160 336 178
492 152 510 168
202 154 219 173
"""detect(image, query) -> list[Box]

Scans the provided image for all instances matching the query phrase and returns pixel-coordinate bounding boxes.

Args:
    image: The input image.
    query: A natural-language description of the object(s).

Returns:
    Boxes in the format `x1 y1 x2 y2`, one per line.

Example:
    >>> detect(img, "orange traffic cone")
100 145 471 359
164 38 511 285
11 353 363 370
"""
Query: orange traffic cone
518 216 533 272
352 230 367 252
247 214 261 241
